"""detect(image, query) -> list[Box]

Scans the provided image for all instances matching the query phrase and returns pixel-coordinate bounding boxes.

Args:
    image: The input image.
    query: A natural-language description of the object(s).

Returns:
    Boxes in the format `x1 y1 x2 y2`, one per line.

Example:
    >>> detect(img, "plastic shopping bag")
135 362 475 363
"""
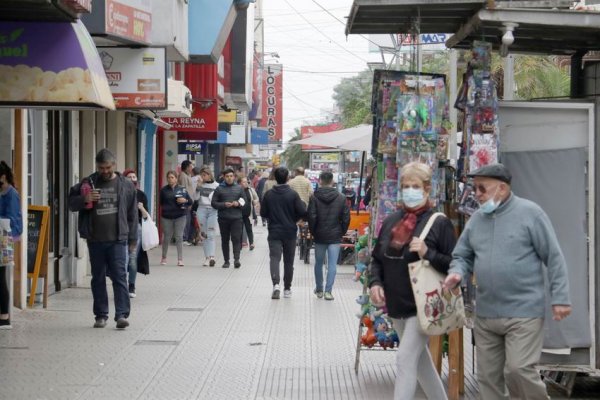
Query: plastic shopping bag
141 216 159 251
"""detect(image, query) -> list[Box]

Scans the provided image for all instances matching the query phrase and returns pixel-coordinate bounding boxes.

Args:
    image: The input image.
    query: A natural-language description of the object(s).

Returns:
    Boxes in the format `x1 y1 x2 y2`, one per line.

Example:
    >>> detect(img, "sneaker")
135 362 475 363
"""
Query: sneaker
222 262 230 268
177 260 184 267
128 284 136 298
116 318 129 329
202 258 210 266
160 258 167 265
209 258 216 267
314 289 324 299
234 260 241 268
271 284 281 299
93 318 107 328
0 318 12 330
283 289 292 298
324 292 334 301
183 241 192 246
249 244 255 251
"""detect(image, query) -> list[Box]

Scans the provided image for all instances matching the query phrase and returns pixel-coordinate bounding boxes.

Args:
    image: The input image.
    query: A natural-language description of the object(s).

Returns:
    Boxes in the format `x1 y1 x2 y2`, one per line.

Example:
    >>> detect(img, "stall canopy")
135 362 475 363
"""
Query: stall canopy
293 124 373 152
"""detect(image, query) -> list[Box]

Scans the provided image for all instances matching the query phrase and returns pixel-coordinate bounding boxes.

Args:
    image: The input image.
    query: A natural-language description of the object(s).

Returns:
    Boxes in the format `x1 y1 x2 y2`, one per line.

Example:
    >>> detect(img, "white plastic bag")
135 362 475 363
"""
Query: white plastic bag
141 216 159 251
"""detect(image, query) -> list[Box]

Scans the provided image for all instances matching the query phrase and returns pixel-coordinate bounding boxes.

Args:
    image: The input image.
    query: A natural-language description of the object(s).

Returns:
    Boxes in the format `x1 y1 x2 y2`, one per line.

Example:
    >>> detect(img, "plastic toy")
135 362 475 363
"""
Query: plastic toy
360 316 378 348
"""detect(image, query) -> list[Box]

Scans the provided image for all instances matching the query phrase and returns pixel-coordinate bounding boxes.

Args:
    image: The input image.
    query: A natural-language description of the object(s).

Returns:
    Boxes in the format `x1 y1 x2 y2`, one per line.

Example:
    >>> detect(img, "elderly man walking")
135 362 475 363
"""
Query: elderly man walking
288 166 313 206
444 163 571 400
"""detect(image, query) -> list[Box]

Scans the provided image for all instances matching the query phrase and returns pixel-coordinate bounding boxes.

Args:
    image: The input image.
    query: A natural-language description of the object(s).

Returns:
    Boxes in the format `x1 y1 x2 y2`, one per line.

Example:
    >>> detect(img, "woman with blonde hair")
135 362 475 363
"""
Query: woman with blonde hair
159 171 192 266
369 161 456 400
196 167 219 266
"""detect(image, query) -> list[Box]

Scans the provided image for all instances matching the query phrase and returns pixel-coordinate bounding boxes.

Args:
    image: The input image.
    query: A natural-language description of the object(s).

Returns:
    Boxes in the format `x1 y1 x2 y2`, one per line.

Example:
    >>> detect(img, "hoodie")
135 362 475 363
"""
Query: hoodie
307 186 350 244
260 184 306 240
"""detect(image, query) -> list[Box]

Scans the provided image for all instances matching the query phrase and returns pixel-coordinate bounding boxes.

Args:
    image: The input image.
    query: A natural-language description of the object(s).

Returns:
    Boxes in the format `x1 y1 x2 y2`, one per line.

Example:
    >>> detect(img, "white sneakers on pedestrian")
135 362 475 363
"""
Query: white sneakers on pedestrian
183 241 192 246
283 289 292 298
272 284 281 299
203 258 210 266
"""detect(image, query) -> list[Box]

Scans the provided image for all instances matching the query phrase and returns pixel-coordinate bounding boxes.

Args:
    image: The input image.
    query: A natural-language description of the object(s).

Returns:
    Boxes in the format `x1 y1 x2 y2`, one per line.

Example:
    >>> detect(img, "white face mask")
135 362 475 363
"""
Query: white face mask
402 188 425 208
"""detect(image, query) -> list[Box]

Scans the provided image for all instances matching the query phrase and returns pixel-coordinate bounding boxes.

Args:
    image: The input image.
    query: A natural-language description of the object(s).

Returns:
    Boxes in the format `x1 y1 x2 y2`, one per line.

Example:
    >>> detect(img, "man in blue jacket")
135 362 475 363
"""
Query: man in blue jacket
444 163 571 400
260 167 306 299
68 149 138 329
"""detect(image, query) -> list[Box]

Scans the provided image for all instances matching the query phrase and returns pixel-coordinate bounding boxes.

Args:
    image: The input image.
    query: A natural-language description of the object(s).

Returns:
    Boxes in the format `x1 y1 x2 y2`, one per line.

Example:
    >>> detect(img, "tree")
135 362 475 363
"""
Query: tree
281 128 309 170
332 69 374 128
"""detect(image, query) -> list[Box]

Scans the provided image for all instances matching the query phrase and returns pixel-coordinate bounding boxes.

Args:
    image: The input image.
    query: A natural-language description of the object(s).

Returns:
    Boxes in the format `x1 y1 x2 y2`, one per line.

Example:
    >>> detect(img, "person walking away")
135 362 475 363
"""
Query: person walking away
211 169 245 268
288 166 313 207
369 162 456 400
196 167 219 266
238 177 259 250
256 171 269 226
159 171 192 266
0 161 22 330
122 169 149 298
68 149 138 329
178 160 196 246
262 169 277 196
342 181 357 210
260 167 306 299
307 171 350 301
444 163 571 400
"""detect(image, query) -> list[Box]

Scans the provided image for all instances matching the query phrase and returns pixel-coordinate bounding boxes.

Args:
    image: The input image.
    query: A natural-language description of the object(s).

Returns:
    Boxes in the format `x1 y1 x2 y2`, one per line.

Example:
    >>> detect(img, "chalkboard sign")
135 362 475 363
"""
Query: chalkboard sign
26 205 49 307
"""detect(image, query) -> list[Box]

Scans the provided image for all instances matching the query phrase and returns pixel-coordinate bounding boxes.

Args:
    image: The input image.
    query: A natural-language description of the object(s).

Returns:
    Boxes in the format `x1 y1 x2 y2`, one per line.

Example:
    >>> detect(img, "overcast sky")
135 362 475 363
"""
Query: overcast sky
262 0 381 142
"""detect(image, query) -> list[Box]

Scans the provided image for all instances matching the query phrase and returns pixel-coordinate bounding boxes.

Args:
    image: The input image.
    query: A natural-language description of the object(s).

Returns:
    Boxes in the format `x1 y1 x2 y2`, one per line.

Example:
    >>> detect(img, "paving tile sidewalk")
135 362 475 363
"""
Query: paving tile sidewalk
0 225 596 399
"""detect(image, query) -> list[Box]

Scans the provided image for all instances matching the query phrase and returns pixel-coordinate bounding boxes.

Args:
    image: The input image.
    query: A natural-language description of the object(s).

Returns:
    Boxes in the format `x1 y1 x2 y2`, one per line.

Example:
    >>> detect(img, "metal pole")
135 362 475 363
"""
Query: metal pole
449 49 458 161
356 151 366 216
503 54 515 100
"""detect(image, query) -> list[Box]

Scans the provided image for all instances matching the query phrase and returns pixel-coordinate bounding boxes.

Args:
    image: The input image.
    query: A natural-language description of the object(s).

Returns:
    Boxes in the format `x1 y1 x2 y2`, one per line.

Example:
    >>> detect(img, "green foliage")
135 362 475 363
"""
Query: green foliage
281 128 309 170
332 69 374 128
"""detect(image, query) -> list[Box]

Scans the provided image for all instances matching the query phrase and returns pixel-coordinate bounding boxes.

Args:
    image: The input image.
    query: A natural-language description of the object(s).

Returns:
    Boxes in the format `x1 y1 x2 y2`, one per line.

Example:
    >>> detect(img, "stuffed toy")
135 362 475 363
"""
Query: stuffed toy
360 316 377 348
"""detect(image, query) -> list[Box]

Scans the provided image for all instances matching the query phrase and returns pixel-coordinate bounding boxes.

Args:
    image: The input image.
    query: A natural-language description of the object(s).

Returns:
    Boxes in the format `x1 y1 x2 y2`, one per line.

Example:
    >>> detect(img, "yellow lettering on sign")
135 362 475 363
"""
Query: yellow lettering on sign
133 20 145 39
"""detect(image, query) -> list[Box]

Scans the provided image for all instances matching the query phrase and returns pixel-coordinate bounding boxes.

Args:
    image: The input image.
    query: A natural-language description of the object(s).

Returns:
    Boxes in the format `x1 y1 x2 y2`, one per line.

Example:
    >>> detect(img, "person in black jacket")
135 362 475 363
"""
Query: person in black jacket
159 171 192 267
307 171 350 301
369 162 456 400
68 149 138 329
211 168 245 268
260 167 306 299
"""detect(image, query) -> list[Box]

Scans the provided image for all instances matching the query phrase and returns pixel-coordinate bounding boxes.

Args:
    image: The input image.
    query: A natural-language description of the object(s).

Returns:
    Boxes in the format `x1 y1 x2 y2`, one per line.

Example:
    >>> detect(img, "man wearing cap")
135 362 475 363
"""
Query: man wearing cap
444 163 571 400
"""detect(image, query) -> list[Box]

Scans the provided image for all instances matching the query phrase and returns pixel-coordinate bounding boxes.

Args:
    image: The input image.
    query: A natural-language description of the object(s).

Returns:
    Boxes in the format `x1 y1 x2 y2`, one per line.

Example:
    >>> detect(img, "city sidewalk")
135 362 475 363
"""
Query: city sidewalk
0 225 595 399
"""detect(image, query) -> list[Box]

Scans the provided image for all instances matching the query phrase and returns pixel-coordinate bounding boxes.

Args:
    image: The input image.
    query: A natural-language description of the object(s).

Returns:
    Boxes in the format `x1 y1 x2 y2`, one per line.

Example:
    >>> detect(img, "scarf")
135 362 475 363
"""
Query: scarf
389 202 431 249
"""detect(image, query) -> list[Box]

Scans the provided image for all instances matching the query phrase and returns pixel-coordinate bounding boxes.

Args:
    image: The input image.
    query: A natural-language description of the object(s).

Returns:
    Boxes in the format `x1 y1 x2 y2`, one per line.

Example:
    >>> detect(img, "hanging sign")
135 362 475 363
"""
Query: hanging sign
260 64 283 143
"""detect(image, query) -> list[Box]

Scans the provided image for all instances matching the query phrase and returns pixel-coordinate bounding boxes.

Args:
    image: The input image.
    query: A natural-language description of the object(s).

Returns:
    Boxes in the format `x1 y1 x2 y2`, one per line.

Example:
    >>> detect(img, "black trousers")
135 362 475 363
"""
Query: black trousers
242 215 254 245
218 218 243 262
268 238 296 290
0 266 8 314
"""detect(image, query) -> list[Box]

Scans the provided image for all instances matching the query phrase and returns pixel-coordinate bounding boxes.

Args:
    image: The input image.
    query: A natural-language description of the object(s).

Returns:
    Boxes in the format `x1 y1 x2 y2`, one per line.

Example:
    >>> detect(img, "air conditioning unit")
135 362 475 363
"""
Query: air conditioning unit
157 79 192 118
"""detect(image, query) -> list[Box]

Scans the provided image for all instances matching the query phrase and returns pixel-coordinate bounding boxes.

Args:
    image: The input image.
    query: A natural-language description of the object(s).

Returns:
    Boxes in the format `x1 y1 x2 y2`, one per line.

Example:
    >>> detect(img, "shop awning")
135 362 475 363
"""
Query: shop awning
189 0 238 63
293 124 373 153
446 8 600 55
0 20 115 110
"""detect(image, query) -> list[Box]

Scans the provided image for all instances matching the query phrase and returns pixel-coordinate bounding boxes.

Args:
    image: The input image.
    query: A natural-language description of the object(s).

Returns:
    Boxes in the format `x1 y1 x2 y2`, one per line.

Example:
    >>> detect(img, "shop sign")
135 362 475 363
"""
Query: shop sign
225 156 242 167
218 109 237 123
99 47 166 109
0 20 114 109
260 64 282 142
105 0 152 43
177 141 205 154
300 123 343 151
164 101 218 132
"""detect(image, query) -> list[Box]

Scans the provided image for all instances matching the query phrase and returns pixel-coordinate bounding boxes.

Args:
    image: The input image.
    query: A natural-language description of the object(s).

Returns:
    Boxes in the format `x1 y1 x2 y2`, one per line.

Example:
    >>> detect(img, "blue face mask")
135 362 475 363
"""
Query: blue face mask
402 188 425 208
479 188 500 214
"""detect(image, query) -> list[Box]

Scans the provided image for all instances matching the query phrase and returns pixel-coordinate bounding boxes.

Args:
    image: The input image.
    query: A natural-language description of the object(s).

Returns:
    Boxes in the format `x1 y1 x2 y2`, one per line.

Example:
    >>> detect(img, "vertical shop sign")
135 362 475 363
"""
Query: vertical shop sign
261 64 282 142
105 0 152 43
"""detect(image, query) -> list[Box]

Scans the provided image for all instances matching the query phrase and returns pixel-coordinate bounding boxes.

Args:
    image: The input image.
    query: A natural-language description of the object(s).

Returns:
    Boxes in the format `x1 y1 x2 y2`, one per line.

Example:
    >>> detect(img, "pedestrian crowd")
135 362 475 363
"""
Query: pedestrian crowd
2 149 573 400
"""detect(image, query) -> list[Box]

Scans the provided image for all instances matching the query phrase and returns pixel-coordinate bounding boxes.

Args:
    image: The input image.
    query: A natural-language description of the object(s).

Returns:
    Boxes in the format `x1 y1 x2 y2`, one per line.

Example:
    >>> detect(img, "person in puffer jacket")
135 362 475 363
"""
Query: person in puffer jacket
307 171 350 301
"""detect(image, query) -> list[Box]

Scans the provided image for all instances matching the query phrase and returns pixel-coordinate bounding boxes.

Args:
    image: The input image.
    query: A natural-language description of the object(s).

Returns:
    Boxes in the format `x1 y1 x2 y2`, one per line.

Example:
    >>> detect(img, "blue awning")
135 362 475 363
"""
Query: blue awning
189 0 235 63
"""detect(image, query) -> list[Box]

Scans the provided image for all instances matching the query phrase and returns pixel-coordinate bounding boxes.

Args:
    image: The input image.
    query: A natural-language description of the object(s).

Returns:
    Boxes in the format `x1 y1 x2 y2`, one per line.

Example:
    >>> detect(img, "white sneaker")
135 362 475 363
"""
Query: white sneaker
183 241 192 246
202 258 210 266
283 289 292 298
271 284 281 299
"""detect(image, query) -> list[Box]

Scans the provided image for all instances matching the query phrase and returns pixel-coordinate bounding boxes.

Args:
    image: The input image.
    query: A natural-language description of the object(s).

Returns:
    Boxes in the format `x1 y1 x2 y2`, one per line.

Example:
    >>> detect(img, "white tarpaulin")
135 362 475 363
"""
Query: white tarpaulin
293 124 373 152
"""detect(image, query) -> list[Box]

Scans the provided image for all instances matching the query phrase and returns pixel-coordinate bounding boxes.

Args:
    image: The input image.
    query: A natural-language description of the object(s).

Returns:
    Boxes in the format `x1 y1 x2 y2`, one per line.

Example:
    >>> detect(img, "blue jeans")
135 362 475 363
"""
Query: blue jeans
126 223 142 286
88 240 130 321
314 243 341 292
197 207 218 258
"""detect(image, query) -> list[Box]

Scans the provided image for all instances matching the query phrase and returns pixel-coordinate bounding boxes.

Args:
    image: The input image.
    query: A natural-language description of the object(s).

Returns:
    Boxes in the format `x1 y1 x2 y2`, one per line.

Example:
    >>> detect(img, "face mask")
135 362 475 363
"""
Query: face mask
402 188 424 208
479 188 500 214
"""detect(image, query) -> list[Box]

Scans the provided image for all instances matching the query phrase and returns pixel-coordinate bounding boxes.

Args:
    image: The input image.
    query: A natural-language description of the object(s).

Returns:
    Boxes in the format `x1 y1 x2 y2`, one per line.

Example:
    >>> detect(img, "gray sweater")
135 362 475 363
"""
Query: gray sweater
449 193 570 318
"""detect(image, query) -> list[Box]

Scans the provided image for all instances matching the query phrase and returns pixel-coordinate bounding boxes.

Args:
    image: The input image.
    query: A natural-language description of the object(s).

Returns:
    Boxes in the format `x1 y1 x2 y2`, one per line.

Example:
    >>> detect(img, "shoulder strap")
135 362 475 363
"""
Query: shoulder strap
418 212 445 241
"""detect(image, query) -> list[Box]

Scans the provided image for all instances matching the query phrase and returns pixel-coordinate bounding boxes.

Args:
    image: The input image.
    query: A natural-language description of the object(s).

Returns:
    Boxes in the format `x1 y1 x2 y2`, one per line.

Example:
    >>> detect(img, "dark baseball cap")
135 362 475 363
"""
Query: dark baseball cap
468 163 512 184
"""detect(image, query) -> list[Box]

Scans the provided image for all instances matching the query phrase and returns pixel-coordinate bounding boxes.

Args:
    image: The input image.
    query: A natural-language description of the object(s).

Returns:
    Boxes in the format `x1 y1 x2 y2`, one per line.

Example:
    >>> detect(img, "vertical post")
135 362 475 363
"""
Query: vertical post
570 50 587 98
503 54 515 100
428 335 443 373
449 49 458 161
13 109 28 309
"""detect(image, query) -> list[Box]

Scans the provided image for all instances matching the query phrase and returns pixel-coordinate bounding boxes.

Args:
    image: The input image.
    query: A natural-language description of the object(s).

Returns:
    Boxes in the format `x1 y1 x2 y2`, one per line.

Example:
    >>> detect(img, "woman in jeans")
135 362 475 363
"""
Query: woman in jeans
0 161 22 329
159 171 192 266
238 176 259 250
369 162 456 400
195 167 219 266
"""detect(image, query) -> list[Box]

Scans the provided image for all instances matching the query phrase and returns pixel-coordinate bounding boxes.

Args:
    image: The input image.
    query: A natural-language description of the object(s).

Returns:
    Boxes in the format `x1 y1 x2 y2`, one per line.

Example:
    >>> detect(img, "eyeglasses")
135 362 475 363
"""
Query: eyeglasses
473 183 498 194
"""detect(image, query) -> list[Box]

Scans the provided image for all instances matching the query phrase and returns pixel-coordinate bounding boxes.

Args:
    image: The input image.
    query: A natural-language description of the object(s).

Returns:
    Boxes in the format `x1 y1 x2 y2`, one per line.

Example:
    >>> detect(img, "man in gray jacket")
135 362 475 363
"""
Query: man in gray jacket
211 168 245 268
68 149 138 329
444 163 571 400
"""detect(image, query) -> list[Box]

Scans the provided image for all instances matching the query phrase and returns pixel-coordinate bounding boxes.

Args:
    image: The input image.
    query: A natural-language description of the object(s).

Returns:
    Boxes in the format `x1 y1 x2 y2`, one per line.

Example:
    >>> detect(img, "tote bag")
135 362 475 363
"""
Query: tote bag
408 212 465 336
141 216 160 251
0 218 14 266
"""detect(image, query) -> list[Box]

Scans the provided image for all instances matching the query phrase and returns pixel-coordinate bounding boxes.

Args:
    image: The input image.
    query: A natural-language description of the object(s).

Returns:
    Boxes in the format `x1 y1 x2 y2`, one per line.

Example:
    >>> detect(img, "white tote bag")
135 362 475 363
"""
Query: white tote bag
409 212 465 336
141 216 160 251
